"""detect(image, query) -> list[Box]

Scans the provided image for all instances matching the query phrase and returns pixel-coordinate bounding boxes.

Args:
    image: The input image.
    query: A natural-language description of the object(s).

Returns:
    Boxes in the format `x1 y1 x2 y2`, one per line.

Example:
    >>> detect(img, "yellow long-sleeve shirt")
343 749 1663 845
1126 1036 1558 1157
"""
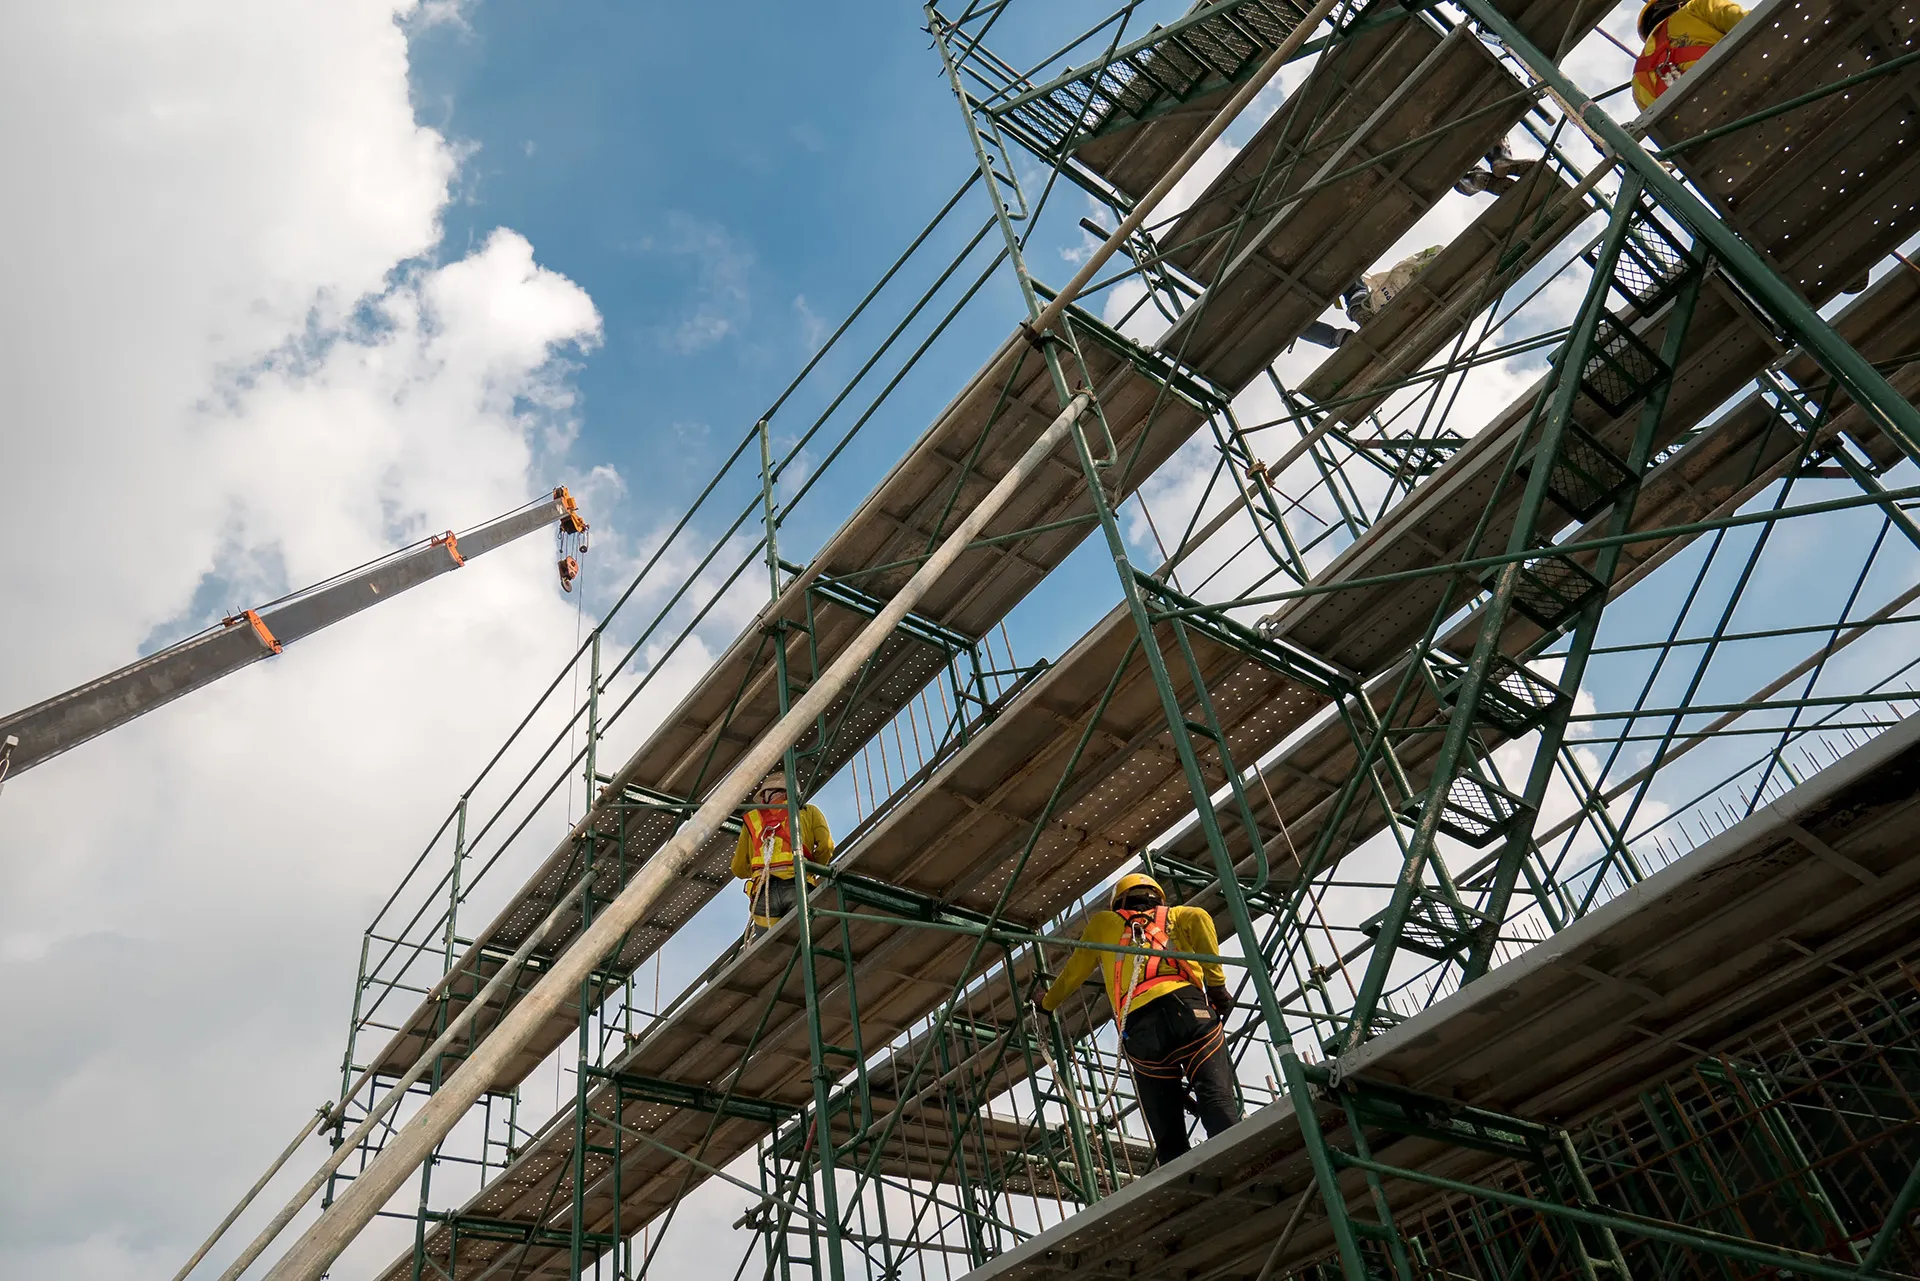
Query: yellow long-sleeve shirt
1040 906 1228 1020
1633 0 1748 109
731 804 834 880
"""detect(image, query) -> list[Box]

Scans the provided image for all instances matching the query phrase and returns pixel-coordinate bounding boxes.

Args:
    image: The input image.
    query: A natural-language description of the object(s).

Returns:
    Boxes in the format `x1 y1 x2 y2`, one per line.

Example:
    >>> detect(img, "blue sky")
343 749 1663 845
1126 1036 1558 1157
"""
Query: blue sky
410 3 1086 528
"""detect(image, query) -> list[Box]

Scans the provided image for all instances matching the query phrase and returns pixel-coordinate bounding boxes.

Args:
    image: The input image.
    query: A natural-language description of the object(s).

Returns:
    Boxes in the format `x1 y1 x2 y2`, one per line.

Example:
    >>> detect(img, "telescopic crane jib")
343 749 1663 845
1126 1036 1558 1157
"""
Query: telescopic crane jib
0 486 588 786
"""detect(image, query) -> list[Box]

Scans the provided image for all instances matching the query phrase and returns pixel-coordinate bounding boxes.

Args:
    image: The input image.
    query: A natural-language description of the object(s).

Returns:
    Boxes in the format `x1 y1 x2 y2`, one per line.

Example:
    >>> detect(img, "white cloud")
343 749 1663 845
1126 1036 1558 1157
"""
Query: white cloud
794 292 829 351
648 212 754 354
0 2 625 1276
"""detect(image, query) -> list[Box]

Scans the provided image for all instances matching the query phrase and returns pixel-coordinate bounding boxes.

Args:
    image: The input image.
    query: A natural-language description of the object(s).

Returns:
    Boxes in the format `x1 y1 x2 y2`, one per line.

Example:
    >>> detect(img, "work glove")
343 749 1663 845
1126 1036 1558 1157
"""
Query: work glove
1207 985 1235 1017
1027 975 1051 1018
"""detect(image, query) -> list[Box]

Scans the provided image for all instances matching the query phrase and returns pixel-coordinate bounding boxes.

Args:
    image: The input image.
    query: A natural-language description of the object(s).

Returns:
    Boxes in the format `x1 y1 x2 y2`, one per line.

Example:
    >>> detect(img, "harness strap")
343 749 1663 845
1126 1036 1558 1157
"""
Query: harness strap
1126 1019 1227 1080
1634 20 1714 100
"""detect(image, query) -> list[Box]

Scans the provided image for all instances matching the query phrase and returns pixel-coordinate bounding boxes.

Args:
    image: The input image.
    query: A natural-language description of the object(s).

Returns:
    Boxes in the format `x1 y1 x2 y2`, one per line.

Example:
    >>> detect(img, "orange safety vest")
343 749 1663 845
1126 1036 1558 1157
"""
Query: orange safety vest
1634 20 1716 107
1109 907 1205 1014
743 806 804 876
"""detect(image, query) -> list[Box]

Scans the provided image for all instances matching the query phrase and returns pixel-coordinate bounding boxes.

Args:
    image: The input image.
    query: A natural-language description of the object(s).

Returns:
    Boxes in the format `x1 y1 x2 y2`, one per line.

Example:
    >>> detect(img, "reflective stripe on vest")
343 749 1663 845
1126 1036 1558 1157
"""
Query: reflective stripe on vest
1634 21 1714 105
1110 906 1205 1012
744 806 800 874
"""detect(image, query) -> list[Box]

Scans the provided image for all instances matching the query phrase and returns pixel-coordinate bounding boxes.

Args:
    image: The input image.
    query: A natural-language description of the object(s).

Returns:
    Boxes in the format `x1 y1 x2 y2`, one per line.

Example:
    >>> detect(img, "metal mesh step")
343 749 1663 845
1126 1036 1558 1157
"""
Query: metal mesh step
1429 653 1568 736
1610 210 1697 313
1580 313 1669 416
1520 420 1638 520
1484 547 1607 632
1399 774 1531 848
1359 884 1493 960
998 0 1311 153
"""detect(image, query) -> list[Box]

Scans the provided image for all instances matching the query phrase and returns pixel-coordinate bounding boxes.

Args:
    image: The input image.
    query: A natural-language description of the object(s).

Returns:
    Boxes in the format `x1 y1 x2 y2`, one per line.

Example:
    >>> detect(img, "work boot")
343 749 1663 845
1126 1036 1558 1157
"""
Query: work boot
1453 167 1495 195
1455 166 1520 196
1341 283 1373 323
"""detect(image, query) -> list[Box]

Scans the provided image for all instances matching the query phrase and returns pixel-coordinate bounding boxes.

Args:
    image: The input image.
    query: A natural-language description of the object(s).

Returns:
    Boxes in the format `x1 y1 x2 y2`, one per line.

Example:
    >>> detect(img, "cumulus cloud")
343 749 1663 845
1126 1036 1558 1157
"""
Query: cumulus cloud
0 1 619 1276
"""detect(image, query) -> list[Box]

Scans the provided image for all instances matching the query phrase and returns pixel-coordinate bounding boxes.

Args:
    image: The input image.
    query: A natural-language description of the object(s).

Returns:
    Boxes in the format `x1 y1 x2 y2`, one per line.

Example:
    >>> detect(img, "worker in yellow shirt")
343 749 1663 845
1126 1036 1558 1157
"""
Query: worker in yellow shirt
1031 872 1242 1164
1633 0 1748 110
732 771 834 936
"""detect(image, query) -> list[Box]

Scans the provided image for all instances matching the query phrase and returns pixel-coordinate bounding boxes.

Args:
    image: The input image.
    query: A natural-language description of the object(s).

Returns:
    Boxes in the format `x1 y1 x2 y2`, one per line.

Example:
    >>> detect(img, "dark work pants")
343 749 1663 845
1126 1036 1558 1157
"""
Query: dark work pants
1121 986 1242 1164
748 876 800 937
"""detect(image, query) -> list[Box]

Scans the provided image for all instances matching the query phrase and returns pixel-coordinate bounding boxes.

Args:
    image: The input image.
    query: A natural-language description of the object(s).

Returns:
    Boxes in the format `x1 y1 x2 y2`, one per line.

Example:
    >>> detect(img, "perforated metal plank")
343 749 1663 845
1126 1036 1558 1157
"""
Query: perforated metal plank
1641 0 1920 308
370 0 1904 1259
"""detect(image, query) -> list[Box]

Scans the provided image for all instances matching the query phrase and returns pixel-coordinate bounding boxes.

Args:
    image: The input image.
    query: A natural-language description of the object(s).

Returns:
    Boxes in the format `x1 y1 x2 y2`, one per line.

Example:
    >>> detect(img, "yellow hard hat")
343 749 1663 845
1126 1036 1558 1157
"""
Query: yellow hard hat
1637 0 1681 38
1110 872 1165 907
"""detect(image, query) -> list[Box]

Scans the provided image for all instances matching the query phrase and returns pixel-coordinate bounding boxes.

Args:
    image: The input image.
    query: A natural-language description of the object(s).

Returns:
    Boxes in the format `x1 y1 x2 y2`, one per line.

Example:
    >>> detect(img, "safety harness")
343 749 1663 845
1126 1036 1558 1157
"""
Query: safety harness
1634 20 1715 105
1109 906 1204 1020
1112 906 1219 1116
743 806 799 876
743 805 812 932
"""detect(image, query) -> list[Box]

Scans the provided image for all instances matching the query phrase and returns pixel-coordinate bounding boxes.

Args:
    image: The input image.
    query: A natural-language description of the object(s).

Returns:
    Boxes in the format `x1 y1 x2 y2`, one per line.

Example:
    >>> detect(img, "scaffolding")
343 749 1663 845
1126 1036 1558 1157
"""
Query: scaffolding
187 0 1920 1278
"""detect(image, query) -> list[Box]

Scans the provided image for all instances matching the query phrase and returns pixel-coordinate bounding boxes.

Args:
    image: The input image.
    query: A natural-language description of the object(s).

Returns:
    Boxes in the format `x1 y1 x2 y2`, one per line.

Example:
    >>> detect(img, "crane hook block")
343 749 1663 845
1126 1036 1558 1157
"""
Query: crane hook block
554 486 590 536
558 555 580 593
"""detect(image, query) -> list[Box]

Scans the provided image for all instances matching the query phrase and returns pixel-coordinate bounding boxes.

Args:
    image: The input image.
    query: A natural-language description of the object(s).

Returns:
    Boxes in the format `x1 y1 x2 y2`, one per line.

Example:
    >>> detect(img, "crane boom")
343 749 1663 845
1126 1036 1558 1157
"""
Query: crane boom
0 488 586 782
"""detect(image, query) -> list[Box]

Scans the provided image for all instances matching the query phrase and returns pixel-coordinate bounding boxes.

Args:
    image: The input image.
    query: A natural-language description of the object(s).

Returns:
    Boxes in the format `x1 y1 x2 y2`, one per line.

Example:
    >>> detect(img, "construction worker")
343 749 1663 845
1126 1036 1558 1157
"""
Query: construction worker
1342 245 1442 325
1633 0 1748 110
1032 872 1241 1165
732 771 834 936
1296 318 1355 351
1454 138 1530 196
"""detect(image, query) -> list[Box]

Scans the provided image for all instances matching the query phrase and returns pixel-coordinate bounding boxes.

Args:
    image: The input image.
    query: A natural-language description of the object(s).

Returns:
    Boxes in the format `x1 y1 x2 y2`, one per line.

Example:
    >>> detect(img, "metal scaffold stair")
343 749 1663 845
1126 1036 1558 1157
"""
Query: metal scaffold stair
993 0 1314 157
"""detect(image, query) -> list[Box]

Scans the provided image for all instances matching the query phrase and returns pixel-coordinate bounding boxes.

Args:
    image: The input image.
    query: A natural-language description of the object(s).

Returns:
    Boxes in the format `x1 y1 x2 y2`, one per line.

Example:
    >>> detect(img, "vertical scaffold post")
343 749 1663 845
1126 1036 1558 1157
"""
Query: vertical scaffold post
414 796 473 1281
760 418 781 601
770 606 849 1281
569 628 606 1279
928 0 1298 1053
